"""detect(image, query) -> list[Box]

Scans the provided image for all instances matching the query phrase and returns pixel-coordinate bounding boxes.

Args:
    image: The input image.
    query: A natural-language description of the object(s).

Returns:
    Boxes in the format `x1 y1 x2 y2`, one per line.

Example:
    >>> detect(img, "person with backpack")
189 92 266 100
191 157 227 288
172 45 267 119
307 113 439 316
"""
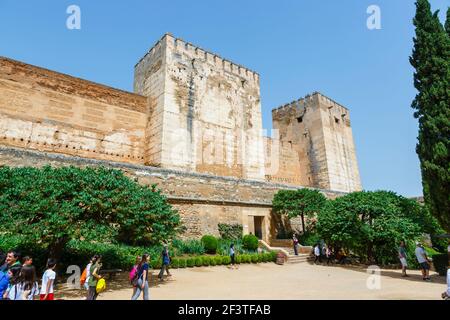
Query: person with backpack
8 265 39 300
325 245 333 265
81 255 98 291
131 253 150 300
86 255 103 300
158 246 172 282
130 255 141 298
40 259 57 300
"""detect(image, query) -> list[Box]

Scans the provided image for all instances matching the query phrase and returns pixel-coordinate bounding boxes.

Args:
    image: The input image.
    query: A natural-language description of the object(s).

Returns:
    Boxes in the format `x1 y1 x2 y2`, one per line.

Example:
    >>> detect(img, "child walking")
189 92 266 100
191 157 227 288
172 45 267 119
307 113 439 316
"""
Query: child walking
40 259 57 300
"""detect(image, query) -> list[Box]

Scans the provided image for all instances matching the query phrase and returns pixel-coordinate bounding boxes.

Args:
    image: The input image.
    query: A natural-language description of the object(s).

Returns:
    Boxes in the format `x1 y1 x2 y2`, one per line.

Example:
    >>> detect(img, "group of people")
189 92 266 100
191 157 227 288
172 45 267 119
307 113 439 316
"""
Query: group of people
0 250 56 300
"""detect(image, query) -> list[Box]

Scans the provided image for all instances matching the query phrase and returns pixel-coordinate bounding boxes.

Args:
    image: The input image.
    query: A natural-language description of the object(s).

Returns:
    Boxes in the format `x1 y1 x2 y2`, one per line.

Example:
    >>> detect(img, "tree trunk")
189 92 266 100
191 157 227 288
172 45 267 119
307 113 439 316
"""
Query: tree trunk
48 237 68 262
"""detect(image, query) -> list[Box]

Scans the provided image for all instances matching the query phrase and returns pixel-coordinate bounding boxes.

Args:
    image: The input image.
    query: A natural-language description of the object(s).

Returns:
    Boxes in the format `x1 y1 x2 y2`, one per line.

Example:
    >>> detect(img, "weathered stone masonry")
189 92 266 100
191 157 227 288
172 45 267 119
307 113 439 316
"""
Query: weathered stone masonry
0 33 361 242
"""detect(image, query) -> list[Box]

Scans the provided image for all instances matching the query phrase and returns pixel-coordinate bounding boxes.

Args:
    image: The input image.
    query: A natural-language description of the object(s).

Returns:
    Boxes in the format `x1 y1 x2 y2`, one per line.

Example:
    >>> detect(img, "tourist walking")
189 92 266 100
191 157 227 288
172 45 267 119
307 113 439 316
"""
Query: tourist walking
292 235 299 256
3 266 21 300
158 246 172 282
314 244 321 264
415 242 431 281
398 241 408 277
130 255 141 298
40 259 57 300
8 265 39 300
229 243 237 269
325 245 333 265
0 253 10 300
131 254 150 300
86 255 103 300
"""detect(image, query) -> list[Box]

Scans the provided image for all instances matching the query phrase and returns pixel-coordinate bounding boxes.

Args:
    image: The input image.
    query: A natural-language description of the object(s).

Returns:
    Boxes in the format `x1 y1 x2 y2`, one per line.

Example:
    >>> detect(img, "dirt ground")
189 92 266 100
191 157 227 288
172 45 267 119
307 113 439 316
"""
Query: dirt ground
60 262 447 300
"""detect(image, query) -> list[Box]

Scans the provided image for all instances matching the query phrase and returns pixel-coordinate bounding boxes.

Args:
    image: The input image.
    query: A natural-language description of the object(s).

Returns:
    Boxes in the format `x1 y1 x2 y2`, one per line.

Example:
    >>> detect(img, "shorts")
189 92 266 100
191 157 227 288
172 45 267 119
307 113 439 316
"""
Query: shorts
420 262 430 270
40 293 54 300
399 257 407 267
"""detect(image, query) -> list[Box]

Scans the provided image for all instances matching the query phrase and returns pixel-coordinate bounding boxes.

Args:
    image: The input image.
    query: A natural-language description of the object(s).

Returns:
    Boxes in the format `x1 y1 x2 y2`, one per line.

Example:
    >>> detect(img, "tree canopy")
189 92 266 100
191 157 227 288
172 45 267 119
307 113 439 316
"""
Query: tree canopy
316 191 443 264
0 166 182 259
272 188 327 234
410 0 450 232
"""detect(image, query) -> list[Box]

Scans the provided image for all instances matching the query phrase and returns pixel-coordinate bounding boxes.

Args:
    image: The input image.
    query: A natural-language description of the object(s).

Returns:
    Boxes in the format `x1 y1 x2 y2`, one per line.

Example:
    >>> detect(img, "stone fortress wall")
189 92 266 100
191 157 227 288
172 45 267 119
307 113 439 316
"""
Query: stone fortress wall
0 33 362 241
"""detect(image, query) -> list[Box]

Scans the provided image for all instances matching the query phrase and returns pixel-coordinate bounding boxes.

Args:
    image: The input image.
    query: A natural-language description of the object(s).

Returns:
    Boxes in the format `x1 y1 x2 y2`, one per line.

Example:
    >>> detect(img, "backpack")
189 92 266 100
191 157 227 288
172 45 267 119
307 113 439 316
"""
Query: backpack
96 278 106 294
80 267 88 286
129 265 138 285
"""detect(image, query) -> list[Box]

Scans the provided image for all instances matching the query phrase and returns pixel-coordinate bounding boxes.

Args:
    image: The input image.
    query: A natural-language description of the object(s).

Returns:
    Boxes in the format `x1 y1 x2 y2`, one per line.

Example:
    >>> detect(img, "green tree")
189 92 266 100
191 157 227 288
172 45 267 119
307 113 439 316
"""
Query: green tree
272 188 326 234
0 166 182 260
446 7 450 36
316 191 423 264
410 0 450 232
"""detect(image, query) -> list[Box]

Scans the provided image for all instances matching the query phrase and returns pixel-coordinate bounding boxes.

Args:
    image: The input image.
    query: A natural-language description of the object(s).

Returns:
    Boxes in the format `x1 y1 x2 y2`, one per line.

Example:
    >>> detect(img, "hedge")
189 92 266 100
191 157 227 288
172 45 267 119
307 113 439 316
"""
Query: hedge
195 257 203 267
201 235 218 254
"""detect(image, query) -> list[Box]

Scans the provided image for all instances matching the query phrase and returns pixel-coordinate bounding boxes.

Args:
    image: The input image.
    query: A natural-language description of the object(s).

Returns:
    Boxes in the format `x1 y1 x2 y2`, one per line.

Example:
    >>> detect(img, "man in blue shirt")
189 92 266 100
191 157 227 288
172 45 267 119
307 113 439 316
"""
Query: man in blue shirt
158 245 172 282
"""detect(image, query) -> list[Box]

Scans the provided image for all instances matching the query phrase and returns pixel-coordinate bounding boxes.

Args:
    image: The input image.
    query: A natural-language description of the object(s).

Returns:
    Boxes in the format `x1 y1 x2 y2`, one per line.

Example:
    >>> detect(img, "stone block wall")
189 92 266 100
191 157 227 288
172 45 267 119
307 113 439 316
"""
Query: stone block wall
0 57 150 165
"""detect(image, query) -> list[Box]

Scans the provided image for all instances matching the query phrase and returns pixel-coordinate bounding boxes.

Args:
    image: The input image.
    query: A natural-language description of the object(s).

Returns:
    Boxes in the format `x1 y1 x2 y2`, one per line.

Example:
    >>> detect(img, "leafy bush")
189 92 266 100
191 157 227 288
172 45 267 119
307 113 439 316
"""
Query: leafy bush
251 254 259 263
269 251 278 262
242 254 251 263
210 257 217 266
172 239 205 256
195 257 203 267
236 255 242 264
257 254 265 263
214 256 223 265
186 258 195 268
171 258 179 269
218 224 243 240
298 231 321 247
201 235 218 254
431 253 448 276
242 235 259 251
178 258 187 268
151 258 162 269
202 256 211 266
222 256 231 265
0 166 182 261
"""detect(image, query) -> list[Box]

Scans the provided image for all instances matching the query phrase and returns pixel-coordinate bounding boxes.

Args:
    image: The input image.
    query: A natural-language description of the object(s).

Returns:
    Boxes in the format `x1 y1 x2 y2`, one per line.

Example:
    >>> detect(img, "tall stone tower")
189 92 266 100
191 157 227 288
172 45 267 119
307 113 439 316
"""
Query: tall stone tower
267 92 362 193
134 34 265 181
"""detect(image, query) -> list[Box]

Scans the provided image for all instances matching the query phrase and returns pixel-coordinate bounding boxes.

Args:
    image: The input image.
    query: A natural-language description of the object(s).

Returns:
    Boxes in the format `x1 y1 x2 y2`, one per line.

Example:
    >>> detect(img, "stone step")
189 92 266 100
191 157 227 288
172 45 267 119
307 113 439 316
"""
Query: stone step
286 254 311 264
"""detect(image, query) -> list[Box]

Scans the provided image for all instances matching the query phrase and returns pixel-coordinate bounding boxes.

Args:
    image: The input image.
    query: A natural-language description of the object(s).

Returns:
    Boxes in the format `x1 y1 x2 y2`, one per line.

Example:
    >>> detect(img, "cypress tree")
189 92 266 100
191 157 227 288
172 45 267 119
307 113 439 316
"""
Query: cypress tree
410 0 450 232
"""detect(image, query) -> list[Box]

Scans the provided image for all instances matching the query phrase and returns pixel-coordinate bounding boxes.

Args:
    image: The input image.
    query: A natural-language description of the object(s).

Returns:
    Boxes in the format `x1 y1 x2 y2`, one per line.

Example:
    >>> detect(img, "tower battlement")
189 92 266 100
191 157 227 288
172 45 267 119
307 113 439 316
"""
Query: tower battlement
136 33 259 83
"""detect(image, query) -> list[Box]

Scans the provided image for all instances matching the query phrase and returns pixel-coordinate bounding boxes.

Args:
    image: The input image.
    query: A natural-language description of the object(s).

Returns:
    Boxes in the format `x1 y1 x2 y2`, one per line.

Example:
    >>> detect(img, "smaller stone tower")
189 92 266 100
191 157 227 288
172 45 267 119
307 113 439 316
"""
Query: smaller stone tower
267 92 362 193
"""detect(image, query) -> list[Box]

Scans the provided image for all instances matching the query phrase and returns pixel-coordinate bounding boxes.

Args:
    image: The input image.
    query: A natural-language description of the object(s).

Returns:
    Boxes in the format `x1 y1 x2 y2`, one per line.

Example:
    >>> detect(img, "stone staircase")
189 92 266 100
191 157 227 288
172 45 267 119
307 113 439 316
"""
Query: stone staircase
259 240 313 264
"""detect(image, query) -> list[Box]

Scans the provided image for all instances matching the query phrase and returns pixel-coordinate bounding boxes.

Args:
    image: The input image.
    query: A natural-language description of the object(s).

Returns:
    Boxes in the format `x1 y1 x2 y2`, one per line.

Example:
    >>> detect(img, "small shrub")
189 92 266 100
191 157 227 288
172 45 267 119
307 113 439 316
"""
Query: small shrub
236 255 242 264
201 235 219 254
242 254 250 263
151 258 162 269
214 256 223 265
251 254 259 263
264 253 272 262
195 257 203 267
257 253 264 263
210 257 217 266
171 258 179 269
186 257 195 268
202 256 211 266
242 234 259 251
178 258 186 268
222 256 231 265
270 251 278 262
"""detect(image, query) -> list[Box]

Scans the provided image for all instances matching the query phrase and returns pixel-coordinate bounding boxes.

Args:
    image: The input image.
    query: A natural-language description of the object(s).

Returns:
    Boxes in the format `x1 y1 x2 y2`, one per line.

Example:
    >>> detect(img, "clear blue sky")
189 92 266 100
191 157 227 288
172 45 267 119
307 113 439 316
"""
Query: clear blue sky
0 0 448 197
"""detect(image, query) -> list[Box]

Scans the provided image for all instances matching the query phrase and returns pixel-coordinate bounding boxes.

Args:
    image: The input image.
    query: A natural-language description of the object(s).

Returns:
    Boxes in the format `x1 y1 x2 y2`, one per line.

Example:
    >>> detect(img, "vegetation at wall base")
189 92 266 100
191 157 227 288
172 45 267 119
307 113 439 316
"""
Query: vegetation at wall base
218 223 243 240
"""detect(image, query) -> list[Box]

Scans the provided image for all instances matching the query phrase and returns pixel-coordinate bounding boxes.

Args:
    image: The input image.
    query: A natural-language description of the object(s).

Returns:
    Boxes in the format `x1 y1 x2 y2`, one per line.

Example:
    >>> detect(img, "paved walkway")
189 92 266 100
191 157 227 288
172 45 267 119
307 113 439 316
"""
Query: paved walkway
63 262 446 300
